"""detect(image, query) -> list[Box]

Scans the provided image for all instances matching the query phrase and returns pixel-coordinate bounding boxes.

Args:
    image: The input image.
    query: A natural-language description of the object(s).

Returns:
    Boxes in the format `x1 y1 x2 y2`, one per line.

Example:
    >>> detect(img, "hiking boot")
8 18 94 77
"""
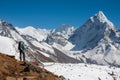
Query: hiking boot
20 62 27 66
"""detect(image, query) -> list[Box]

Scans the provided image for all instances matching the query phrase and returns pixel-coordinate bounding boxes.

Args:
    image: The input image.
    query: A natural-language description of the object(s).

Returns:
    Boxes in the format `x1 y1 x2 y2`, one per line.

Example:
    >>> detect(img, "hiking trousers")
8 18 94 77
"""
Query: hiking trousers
19 50 25 62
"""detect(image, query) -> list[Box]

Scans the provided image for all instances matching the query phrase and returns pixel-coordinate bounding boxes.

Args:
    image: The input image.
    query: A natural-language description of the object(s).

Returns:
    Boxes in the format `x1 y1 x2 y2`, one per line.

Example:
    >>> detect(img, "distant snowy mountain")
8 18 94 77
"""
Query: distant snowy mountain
69 11 116 50
46 24 75 50
0 20 26 41
68 11 120 66
16 26 49 41
54 24 75 39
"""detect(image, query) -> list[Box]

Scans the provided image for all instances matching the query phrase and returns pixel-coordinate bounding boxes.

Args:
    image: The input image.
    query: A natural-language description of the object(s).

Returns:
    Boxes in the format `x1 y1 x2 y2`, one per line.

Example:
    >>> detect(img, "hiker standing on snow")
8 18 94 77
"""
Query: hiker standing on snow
18 41 27 62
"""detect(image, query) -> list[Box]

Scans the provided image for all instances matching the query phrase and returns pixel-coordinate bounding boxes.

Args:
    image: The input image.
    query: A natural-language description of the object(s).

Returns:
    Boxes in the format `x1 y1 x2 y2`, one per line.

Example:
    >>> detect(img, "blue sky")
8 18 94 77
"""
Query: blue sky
0 0 120 29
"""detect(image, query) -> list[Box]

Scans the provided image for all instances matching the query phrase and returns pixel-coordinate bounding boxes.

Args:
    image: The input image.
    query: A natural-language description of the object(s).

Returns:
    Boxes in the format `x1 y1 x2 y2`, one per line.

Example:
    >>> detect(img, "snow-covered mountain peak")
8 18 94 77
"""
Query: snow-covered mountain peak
24 26 35 30
95 11 107 21
69 11 117 50
89 11 114 29
0 19 7 24
46 24 75 49
0 19 4 24
0 19 13 27
0 19 21 39
90 11 107 23
68 11 120 66
55 24 75 33
97 11 104 15
53 24 75 39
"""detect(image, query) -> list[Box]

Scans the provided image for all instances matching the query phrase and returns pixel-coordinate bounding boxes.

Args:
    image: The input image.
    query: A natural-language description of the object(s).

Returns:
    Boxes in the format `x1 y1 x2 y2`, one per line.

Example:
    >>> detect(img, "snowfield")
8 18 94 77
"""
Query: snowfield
45 63 120 80
0 36 17 55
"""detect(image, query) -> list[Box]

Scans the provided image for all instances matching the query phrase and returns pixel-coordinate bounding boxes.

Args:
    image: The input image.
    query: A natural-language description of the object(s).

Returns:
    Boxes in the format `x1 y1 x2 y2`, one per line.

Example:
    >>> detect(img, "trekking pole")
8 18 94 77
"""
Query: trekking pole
27 47 55 67
27 47 44 67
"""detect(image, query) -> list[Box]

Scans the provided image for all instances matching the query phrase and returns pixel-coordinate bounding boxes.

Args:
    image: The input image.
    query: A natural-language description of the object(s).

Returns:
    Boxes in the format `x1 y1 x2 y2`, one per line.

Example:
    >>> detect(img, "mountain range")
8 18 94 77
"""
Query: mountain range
0 11 120 67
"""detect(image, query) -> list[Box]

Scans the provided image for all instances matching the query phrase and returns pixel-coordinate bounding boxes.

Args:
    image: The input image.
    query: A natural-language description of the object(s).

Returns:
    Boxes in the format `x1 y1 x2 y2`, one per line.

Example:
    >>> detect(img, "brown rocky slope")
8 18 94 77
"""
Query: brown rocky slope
0 53 64 80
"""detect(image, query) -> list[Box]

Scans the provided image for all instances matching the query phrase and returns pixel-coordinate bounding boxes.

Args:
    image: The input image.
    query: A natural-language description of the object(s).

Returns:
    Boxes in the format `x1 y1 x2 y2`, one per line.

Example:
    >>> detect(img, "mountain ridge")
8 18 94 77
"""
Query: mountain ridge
0 19 79 63
69 11 117 50
0 11 120 67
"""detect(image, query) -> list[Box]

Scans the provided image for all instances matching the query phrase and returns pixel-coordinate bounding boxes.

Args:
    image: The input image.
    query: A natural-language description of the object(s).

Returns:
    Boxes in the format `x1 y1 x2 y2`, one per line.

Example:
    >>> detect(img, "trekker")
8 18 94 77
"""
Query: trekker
18 41 27 62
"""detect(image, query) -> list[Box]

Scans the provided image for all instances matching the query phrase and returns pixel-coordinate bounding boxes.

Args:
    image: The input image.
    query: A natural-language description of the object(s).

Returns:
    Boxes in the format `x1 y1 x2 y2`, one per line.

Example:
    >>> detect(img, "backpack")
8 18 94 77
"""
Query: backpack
18 41 23 50
21 43 27 50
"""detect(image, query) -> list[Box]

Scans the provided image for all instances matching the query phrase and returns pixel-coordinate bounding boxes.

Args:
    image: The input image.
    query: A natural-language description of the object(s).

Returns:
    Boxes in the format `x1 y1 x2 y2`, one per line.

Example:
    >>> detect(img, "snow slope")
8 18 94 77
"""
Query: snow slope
16 26 49 41
0 36 18 56
30 40 55 55
45 63 120 80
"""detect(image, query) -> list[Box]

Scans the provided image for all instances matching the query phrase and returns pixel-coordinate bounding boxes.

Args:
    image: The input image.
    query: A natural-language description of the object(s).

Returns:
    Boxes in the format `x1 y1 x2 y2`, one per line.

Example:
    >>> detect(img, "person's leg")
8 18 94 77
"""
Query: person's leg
22 51 25 62
20 50 22 61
